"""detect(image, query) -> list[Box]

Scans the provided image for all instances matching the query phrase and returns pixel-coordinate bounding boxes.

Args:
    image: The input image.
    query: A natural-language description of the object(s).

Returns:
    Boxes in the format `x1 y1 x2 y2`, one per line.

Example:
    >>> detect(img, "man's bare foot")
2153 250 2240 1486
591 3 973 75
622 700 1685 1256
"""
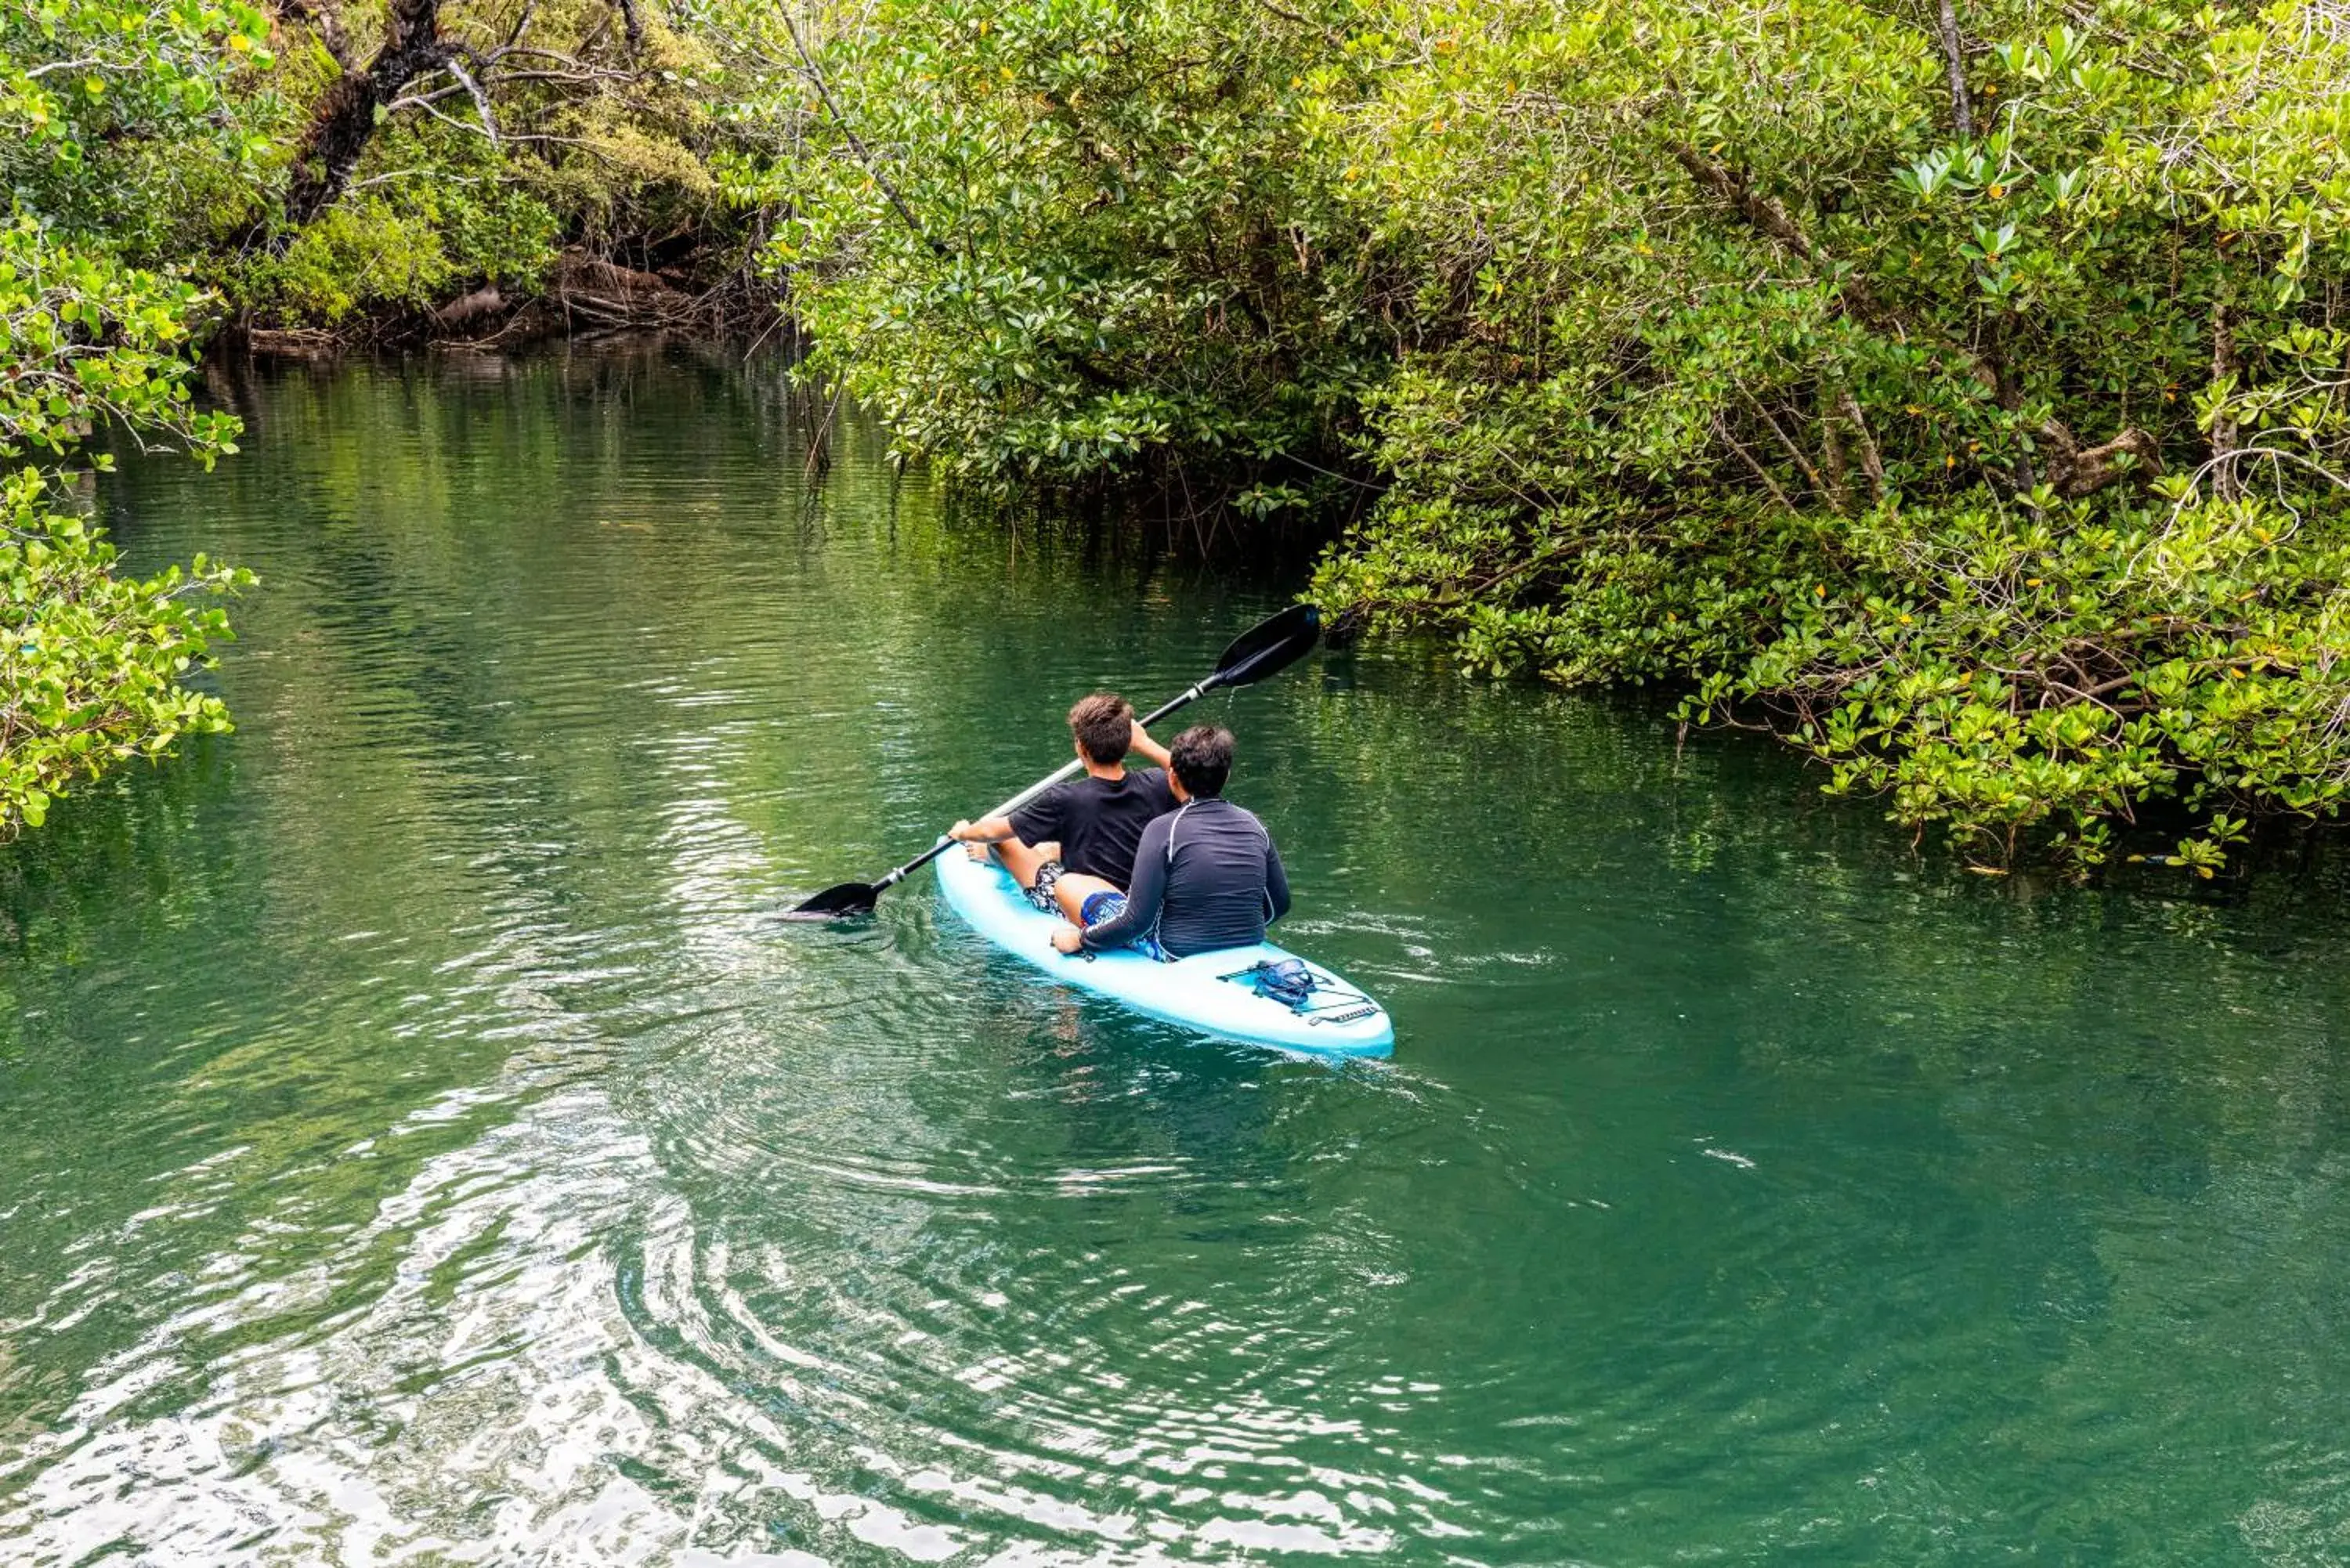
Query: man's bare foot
963 840 993 864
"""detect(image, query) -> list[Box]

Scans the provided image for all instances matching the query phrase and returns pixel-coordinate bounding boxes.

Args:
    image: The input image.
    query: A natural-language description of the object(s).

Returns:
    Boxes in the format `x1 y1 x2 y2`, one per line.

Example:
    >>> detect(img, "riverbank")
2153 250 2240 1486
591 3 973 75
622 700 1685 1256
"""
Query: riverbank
743 0 2350 877
181 323 2350 891
16 0 2345 873
224 248 768 356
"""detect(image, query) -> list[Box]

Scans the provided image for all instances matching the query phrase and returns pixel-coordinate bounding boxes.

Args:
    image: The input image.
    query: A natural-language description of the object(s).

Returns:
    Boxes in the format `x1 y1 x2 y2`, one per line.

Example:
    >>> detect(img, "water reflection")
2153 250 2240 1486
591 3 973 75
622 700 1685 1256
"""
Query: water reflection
2 346 2350 1563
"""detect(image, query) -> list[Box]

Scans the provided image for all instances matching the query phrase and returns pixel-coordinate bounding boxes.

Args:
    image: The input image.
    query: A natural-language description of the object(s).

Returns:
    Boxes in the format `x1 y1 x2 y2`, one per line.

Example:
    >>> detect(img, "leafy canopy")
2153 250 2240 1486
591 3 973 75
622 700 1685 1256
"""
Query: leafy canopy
1309 0 2350 869
0 0 262 838
714 0 1390 503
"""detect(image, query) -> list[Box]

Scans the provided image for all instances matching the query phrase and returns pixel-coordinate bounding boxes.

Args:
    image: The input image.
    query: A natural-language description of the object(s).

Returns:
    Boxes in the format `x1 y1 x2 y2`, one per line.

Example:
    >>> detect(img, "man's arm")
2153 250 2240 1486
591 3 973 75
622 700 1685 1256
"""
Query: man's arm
956 782 1063 845
1129 721 1172 770
1264 837 1292 923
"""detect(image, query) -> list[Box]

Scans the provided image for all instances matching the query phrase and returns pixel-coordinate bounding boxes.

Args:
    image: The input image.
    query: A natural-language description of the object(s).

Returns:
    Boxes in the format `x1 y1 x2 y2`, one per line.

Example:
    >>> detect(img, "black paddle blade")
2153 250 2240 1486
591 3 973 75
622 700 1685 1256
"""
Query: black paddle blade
783 881 882 919
1207 602 1321 692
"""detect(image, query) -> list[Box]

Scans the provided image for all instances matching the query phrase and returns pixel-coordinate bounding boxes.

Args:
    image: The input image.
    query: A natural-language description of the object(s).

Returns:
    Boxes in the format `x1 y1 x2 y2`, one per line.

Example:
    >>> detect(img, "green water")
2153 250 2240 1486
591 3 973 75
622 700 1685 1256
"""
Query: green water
5 349 2350 1566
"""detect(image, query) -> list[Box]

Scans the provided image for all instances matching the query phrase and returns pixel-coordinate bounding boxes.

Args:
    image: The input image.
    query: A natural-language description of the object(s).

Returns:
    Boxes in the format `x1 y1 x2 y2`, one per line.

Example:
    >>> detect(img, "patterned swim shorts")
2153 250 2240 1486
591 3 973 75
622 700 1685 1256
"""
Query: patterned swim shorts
1078 891 1168 962
1021 861 1065 914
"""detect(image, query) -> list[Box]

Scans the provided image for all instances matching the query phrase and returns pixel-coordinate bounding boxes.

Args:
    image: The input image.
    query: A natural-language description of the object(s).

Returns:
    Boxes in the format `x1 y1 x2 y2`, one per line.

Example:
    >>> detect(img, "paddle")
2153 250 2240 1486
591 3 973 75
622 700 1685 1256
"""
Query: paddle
784 603 1321 919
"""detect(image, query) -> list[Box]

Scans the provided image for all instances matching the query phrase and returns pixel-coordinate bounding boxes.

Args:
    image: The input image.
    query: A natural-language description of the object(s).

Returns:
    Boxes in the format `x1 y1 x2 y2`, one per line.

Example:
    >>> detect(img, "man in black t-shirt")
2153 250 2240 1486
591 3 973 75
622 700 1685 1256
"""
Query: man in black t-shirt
947 692 1176 921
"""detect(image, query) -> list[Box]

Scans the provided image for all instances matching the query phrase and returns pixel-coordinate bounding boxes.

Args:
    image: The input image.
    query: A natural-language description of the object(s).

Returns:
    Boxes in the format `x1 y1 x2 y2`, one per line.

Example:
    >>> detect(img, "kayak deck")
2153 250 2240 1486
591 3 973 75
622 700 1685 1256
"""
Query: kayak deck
935 851 1394 1057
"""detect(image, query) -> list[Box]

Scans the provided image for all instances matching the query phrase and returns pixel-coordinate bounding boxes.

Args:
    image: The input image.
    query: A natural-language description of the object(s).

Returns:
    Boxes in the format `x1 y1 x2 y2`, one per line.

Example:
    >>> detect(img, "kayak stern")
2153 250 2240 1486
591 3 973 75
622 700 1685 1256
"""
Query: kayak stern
935 851 1394 1057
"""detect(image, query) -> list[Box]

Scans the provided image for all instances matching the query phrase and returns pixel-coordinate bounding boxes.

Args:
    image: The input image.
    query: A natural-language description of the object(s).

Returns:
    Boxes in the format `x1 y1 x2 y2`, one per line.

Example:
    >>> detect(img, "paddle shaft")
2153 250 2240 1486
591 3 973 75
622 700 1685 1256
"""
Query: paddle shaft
787 603 1318 917
865 681 1214 895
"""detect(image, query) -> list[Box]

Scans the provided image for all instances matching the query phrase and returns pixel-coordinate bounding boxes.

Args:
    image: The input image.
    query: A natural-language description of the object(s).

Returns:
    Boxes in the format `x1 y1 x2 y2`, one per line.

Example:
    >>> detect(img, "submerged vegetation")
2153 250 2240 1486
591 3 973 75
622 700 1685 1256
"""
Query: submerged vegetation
2 0 2348 869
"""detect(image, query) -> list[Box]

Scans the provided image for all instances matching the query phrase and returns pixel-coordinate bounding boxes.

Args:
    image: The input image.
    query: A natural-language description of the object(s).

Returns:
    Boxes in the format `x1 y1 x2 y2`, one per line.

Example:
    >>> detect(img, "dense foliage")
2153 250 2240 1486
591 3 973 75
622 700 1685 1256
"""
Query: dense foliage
6 0 2350 869
711 0 1390 501
747 0 2350 869
1308 0 2350 871
0 1 258 838
233 0 734 330
0 0 742 833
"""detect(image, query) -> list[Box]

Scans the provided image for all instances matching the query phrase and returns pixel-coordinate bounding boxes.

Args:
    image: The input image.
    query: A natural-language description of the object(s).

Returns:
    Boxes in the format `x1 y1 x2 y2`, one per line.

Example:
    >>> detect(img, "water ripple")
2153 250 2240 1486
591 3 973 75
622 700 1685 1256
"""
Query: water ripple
9 352 2350 1564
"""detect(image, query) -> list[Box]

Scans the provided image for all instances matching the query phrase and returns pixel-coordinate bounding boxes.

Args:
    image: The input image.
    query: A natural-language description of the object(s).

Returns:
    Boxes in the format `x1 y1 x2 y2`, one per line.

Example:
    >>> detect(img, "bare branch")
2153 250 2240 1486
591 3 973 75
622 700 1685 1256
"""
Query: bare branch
777 9 947 259
1837 387 1888 500
2211 292 2242 501
2043 423 2163 497
405 93 497 139
1936 0 1974 139
346 167 485 191
1715 415 1798 513
444 52 498 143
1739 390 1828 495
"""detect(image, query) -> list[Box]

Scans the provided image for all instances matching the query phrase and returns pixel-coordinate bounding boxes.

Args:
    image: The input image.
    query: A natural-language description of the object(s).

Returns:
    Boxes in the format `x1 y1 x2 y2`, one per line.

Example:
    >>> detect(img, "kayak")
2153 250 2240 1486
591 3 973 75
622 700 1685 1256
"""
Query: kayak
935 850 1395 1057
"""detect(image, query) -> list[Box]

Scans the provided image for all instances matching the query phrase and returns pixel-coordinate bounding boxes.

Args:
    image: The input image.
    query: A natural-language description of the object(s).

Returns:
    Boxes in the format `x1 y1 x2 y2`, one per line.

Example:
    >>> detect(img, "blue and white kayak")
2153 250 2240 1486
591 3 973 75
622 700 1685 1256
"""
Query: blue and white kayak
935 850 1394 1057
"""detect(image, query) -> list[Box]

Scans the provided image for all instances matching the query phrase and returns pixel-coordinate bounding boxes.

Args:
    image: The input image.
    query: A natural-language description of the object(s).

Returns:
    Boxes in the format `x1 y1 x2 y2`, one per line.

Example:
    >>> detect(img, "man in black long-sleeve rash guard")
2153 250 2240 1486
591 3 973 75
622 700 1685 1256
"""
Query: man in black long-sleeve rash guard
1047 724 1289 961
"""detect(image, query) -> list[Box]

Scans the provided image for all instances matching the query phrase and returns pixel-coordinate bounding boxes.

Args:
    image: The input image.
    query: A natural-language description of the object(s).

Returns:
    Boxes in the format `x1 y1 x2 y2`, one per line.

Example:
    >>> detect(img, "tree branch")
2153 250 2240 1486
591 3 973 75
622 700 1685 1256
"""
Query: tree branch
778 10 947 259
2211 292 2242 501
2042 424 2162 497
1936 0 1974 139
443 52 498 144
1820 393 1853 514
1716 415 1798 512
1740 389 1829 495
1837 387 1888 500
277 0 446 234
1671 142 2159 500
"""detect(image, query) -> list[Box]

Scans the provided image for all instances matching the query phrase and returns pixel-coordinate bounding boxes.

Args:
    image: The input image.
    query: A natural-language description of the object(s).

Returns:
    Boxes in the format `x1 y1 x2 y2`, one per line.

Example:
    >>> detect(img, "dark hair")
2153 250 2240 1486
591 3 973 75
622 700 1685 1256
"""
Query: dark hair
1068 692 1134 765
1169 724 1233 798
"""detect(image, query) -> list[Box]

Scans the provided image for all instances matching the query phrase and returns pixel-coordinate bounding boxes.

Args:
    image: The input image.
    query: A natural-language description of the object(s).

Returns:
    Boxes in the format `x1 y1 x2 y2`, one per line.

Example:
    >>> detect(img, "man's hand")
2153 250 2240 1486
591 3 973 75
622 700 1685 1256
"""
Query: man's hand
1050 923 1085 955
948 819 974 842
1129 721 1172 769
